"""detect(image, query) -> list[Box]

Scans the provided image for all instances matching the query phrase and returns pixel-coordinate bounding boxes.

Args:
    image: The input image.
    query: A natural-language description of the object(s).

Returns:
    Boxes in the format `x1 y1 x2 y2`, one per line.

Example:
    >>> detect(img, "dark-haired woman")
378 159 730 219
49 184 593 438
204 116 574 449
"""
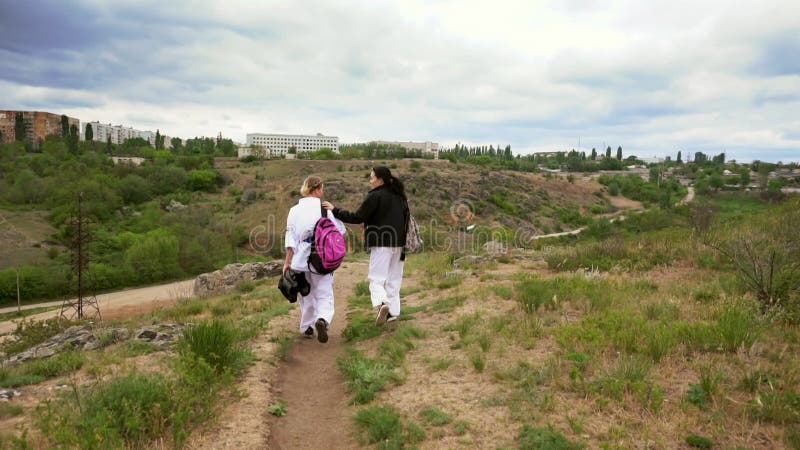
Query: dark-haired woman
322 166 409 326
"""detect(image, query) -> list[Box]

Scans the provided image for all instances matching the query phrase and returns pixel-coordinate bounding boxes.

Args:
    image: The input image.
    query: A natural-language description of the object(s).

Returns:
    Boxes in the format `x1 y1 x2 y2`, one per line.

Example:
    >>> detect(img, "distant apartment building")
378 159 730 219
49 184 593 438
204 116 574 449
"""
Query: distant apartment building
243 132 339 158
372 140 439 155
0 110 79 144
82 121 161 147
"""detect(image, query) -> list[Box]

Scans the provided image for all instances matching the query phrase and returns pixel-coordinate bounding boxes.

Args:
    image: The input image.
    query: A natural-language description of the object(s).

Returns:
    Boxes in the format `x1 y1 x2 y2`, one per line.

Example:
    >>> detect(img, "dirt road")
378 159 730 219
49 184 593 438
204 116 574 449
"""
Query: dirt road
0 279 194 336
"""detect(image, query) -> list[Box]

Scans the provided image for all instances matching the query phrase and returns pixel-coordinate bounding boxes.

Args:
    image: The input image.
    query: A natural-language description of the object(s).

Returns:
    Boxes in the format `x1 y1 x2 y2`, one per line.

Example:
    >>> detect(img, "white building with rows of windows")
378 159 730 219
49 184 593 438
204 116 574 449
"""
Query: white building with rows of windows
82 121 167 147
242 132 339 158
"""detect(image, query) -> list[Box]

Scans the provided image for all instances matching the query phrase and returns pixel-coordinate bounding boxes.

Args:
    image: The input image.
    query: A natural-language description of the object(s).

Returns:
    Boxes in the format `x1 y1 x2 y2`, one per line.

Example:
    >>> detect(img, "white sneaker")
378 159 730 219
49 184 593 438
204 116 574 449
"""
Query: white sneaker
375 303 390 326
386 314 399 323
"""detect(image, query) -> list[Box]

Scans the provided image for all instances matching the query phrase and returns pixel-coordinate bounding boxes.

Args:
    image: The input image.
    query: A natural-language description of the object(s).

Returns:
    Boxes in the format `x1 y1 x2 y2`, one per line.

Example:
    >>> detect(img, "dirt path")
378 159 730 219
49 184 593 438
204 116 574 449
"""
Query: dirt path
266 262 365 449
0 279 194 337
189 262 366 449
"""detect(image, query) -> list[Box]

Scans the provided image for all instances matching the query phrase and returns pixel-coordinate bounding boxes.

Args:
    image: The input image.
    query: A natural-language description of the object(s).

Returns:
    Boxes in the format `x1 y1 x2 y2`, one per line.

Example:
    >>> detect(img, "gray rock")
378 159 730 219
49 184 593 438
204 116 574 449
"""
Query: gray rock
193 261 282 297
136 329 158 341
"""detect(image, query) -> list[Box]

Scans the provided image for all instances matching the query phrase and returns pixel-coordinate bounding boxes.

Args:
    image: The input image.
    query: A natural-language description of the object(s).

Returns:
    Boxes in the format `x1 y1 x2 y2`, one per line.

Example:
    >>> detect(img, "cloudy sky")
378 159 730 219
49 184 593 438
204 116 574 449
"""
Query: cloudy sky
1 0 799 162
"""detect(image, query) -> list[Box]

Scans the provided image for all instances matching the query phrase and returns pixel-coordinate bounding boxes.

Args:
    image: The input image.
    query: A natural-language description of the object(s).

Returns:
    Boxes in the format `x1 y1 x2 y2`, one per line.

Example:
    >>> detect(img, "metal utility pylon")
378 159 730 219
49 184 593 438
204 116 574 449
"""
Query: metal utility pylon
61 193 101 321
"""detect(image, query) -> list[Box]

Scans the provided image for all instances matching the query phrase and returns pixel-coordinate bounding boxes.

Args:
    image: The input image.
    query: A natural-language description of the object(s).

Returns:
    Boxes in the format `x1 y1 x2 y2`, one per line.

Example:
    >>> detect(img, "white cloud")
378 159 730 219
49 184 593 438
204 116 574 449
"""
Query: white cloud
1 0 798 161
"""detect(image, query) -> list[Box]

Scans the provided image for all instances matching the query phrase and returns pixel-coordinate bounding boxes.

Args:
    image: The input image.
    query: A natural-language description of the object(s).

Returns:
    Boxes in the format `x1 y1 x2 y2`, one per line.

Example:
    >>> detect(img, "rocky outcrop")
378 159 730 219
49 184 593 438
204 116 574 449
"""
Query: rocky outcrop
193 261 282 297
2 323 185 365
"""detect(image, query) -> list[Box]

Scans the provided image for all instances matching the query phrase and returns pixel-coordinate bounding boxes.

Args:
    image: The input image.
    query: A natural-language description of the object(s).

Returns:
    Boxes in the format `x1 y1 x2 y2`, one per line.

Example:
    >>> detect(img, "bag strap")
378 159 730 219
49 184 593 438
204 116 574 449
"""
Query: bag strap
320 204 327 219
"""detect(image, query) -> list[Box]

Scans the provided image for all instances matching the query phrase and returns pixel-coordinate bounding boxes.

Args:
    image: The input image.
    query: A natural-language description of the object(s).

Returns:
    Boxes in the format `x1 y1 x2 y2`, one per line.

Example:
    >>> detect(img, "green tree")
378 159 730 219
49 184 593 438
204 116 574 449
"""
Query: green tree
9 169 47 204
124 229 182 283
710 173 724 191
694 176 711 195
677 150 682 163
170 137 182 152
694 152 708 164
155 130 162 150
14 112 26 142
605 146 611 159
67 124 79 155
739 167 751 188
61 115 69 137
145 165 188 195
591 148 597 160
85 123 93 141
616 146 622 160
187 169 219 191
649 167 662 185
117 174 151 204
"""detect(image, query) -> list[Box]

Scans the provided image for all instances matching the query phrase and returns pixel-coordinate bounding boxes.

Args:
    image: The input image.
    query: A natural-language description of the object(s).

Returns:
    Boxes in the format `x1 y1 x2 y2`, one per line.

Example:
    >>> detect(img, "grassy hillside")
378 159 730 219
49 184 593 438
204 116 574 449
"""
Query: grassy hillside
1 154 633 304
0 210 60 269
1 194 797 448
214 158 628 258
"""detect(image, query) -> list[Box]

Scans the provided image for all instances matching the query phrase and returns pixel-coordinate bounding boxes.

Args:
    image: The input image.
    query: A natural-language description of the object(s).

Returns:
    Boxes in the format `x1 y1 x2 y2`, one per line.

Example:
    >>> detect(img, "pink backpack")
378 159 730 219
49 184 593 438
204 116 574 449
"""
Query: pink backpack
308 205 346 274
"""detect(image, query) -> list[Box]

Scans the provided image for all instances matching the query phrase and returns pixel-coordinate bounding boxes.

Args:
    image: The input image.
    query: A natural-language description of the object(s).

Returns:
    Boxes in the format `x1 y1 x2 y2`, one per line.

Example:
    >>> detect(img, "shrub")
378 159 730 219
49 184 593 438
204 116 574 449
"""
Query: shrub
686 434 714 448
0 317 74 355
700 198 800 312
518 425 584 450
179 320 250 374
338 351 400 404
354 405 404 446
37 373 176 448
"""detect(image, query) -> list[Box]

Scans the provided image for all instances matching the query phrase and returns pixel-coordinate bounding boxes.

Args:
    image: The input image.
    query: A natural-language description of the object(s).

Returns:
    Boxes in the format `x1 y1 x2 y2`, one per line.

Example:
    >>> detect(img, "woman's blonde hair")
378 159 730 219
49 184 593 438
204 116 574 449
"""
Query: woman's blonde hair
300 175 323 196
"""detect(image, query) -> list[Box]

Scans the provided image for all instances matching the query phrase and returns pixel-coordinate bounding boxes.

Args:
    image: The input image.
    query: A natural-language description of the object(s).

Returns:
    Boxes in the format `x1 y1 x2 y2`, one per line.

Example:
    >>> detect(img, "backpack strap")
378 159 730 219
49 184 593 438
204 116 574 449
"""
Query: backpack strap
320 204 326 219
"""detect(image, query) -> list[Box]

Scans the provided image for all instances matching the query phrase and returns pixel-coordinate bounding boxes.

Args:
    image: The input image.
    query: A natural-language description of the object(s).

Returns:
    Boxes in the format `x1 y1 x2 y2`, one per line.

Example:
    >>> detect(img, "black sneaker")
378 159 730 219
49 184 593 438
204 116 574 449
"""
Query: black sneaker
303 326 314 339
375 303 390 326
315 318 328 343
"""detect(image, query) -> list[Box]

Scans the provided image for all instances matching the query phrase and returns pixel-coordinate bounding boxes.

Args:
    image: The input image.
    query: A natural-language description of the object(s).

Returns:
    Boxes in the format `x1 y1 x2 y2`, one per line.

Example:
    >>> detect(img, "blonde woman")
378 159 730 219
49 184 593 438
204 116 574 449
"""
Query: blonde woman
284 176 346 342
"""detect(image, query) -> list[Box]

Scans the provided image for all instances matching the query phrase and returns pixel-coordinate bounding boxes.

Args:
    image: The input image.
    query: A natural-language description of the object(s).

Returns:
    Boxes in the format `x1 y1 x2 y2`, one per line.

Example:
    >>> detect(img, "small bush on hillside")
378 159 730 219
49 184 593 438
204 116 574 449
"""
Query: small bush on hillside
0 317 75 356
338 350 401 404
700 198 800 315
518 424 585 450
179 320 251 374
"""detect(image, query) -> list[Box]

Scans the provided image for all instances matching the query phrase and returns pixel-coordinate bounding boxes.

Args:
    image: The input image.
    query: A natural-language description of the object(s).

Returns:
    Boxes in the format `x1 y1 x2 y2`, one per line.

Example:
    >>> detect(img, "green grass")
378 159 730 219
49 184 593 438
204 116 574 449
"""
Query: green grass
0 402 23 419
425 357 453 371
338 350 401 404
443 312 481 341
518 424 585 450
342 313 386 342
435 276 463 289
419 407 453 426
0 351 84 388
271 336 295 362
354 405 424 448
751 391 800 424
0 317 76 356
122 340 161 357
355 280 370 297
431 294 466 313
37 373 176 447
179 319 252 374
685 434 714 448
0 305 60 322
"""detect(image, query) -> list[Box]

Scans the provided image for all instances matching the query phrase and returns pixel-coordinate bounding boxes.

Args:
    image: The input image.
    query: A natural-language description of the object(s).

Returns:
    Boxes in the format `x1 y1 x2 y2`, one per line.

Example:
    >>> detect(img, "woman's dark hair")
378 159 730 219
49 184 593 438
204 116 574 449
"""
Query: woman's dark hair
373 166 406 200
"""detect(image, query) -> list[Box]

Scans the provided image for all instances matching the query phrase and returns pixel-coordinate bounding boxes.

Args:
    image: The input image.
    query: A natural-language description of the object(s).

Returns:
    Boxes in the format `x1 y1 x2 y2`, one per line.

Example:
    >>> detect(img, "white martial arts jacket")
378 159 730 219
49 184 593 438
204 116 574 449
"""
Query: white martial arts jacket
285 197 347 272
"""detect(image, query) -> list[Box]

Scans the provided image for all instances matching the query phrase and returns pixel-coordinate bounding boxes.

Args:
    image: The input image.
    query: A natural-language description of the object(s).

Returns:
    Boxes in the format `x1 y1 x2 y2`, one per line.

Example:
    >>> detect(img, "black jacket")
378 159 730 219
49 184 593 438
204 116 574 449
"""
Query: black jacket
333 185 408 248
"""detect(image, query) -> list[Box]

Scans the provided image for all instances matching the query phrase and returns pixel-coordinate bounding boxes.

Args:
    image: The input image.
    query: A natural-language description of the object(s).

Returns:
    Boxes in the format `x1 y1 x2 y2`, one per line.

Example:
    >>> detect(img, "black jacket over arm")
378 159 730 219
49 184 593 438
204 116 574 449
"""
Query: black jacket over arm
333 185 408 248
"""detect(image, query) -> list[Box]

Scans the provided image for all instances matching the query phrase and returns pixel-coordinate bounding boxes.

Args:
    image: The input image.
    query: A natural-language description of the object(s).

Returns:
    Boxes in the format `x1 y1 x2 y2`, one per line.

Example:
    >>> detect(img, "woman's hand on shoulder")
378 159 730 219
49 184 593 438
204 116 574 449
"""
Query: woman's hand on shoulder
322 201 334 210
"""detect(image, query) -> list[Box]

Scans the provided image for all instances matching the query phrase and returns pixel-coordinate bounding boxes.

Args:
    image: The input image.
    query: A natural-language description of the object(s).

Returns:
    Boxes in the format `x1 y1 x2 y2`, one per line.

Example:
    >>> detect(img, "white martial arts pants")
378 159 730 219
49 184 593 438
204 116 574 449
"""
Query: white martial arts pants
298 271 335 332
368 247 405 317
